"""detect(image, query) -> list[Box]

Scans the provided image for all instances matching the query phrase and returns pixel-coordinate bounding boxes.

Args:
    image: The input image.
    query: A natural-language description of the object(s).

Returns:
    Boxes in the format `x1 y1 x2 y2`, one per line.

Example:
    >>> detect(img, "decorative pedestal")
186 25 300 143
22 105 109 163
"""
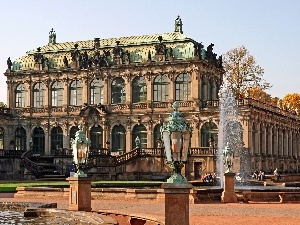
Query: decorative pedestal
161 183 193 225
221 172 237 203
67 177 92 211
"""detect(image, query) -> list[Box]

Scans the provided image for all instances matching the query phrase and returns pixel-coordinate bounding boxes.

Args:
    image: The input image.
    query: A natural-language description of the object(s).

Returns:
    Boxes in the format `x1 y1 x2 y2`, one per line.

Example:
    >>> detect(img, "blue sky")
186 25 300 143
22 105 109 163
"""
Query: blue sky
0 0 299 104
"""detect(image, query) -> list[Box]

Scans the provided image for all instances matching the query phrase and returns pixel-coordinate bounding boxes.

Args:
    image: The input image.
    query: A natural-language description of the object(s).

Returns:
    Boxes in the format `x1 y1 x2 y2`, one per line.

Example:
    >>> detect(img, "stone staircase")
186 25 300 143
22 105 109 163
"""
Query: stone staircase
23 155 66 180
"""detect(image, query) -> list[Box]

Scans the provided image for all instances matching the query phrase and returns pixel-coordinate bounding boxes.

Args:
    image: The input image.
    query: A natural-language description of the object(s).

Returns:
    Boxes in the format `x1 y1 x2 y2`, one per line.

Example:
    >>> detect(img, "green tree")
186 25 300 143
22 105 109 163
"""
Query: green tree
222 45 271 97
0 102 7 108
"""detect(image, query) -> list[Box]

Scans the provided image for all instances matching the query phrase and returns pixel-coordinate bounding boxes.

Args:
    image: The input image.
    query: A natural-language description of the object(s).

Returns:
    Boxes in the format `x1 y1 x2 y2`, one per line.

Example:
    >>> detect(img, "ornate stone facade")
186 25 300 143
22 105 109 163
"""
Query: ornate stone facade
2 18 300 180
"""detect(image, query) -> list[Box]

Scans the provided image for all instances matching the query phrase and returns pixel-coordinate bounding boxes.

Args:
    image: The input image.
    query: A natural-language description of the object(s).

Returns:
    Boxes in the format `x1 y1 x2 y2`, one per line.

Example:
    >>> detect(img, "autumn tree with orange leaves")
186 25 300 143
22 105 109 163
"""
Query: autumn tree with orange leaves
282 93 300 110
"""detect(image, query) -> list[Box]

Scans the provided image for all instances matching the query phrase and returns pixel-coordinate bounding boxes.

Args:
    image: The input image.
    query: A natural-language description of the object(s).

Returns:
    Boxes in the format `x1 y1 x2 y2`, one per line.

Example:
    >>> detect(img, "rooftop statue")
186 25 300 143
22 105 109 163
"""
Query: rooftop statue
155 36 166 55
49 28 56 44
7 57 12 70
174 15 183 34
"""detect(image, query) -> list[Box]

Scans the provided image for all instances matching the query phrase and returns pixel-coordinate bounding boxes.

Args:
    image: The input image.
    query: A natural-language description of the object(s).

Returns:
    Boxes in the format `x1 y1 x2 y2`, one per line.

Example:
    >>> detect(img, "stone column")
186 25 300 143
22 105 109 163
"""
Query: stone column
67 177 92 211
82 76 88 105
62 78 69 107
221 172 237 203
161 183 193 225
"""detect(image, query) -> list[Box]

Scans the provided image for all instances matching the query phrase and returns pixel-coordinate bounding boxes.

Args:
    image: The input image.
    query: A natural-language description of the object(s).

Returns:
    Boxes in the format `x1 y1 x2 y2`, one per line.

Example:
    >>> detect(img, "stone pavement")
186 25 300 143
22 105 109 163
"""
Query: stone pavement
1 193 300 225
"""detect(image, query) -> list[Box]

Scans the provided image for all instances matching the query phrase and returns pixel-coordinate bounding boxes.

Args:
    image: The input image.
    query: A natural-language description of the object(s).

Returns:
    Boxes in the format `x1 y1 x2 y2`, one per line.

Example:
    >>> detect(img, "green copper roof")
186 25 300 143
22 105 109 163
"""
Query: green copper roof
11 32 198 71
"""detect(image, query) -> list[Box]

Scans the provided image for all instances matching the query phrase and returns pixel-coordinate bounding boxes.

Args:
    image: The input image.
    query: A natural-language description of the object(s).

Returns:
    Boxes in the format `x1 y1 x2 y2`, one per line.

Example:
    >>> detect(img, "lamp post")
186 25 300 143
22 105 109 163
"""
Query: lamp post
70 124 90 177
221 142 237 203
67 124 92 211
160 101 192 183
160 102 193 225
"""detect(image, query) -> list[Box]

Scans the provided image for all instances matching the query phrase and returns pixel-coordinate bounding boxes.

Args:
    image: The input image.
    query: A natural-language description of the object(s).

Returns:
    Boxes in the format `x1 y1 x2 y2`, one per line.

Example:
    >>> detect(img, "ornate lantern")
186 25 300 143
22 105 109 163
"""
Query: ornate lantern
223 142 234 173
160 102 192 183
70 124 90 177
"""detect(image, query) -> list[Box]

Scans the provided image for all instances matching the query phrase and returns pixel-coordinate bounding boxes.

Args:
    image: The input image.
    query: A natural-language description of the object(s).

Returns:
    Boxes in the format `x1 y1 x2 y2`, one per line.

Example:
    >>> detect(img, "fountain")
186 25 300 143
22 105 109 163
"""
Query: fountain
217 76 244 183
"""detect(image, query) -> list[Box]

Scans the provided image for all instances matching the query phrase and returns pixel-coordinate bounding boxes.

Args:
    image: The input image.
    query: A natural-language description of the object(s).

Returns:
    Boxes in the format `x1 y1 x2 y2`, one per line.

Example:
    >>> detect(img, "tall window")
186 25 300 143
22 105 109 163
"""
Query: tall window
153 75 169 102
51 127 63 154
33 82 45 107
70 126 79 147
15 84 26 108
153 124 162 148
111 77 125 104
132 76 147 103
15 127 26 151
90 79 103 105
132 124 147 149
70 80 82 106
175 73 191 101
201 81 207 100
32 127 45 156
112 125 126 153
201 122 218 147
51 81 63 107
0 128 4 150
90 126 103 150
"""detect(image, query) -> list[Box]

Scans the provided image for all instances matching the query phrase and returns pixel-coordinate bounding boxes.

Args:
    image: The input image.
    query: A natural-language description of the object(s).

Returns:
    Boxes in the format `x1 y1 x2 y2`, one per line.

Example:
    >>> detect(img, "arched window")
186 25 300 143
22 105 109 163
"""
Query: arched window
32 127 45 156
70 126 79 147
0 128 4 150
51 126 63 154
111 77 125 104
15 127 26 151
15 84 26 108
70 80 82 106
153 124 162 148
132 124 147 149
111 125 126 153
90 126 103 150
132 76 147 103
51 81 63 107
175 73 191 101
201 122 218 147
153 75 169 102
33 82 45 107
201 81 207 100
90 79 104 105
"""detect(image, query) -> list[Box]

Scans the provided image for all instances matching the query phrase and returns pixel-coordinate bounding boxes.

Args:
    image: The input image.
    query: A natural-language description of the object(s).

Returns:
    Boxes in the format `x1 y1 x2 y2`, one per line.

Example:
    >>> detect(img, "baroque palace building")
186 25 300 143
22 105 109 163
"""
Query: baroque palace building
1 17 300 180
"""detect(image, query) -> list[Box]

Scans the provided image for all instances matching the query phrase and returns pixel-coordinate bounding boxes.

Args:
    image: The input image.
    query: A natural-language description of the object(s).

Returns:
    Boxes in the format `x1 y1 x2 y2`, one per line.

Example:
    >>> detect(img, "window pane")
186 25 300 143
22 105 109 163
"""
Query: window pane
90 79 103 104
175 74 191 101
16 84 26 107
90 126 103 149
33 82 45 107
132 124 147 149
111 78 125 104
51 127 63 153
132 76 147 103
51 81 63 106
112 125 126 152
15 127 26 151
153 75 169 102
70 80 82 106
